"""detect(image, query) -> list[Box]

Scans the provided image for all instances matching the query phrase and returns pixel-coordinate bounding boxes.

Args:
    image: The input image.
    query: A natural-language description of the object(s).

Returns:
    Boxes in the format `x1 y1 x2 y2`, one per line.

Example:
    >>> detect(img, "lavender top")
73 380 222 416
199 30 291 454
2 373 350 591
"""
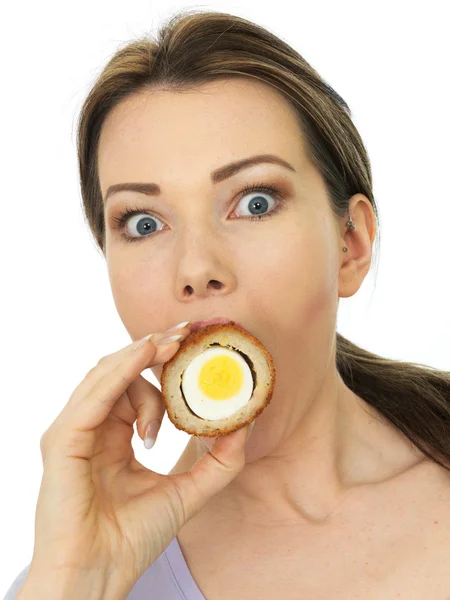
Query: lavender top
3 537 206 600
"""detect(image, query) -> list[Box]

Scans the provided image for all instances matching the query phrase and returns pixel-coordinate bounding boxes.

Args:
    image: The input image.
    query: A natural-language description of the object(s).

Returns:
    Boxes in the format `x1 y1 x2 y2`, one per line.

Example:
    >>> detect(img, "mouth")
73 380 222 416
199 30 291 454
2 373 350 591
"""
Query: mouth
190 317 243 332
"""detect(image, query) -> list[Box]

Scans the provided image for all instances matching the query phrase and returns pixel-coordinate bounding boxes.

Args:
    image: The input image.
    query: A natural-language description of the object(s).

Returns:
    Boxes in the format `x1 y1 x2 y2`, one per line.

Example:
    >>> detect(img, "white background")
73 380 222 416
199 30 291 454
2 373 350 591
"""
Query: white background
1 0 449 596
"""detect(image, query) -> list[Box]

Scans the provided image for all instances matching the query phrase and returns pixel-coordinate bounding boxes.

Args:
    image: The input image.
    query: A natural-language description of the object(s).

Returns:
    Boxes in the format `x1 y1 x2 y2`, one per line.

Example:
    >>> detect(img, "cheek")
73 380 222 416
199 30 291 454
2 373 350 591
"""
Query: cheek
248 223 338 339
250 225 339 396
106 253 169 340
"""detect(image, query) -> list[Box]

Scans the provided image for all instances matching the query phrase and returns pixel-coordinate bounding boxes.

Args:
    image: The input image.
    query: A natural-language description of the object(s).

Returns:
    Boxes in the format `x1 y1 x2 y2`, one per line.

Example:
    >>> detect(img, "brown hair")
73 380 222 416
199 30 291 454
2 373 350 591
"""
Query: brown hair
76 9 450 471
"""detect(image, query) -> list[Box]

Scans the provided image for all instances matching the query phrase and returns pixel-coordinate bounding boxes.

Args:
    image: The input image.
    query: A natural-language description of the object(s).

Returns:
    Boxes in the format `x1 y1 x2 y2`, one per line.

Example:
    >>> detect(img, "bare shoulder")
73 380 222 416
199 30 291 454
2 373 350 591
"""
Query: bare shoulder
397 458 450 552
413 457 450 502
176 457 450 600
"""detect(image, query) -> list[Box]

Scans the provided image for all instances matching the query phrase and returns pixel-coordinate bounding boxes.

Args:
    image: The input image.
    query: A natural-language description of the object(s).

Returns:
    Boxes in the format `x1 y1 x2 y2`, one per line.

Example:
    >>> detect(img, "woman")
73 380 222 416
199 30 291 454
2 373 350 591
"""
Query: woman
6 9 450 600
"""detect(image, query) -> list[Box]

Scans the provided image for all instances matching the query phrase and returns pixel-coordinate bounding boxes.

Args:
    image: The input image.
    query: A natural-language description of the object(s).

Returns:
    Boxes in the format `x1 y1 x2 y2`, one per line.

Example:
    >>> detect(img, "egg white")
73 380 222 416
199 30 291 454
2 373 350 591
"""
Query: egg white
181 346 254 420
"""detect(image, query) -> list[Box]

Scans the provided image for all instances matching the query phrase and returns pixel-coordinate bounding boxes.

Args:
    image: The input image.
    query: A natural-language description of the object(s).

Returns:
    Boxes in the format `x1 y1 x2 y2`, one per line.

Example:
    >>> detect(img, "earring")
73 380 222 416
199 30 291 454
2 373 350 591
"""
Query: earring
343 214 355 252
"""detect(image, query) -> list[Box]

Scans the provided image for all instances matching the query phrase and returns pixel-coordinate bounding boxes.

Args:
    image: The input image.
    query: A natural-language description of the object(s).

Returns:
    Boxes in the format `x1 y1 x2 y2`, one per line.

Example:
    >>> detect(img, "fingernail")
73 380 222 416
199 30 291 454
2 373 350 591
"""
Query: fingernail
133 333 155 352
164 321 190 333
246 421 255 440
144 420 160 450
155 334 183 346
198 435 215 451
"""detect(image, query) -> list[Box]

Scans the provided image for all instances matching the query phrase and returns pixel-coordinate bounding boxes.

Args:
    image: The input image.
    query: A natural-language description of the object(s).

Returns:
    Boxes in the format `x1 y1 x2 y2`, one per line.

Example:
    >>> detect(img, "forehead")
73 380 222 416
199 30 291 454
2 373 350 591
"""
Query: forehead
98 77 306 190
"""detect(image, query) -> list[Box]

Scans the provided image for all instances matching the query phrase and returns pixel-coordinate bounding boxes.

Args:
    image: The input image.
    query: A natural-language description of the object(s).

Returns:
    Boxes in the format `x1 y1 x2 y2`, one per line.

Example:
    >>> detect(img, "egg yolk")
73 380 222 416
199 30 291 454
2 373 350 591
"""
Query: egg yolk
198 355 244 400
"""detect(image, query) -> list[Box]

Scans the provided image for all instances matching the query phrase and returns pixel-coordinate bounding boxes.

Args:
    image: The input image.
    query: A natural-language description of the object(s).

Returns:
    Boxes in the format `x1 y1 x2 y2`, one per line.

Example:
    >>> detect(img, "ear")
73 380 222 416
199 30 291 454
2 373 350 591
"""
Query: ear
338 194 377 299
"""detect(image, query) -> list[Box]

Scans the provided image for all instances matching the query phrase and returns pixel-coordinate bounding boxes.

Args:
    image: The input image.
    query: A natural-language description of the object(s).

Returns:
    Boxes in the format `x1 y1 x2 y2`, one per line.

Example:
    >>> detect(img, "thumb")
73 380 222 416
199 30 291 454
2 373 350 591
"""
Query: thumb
170 423 252 522
199 420 255 451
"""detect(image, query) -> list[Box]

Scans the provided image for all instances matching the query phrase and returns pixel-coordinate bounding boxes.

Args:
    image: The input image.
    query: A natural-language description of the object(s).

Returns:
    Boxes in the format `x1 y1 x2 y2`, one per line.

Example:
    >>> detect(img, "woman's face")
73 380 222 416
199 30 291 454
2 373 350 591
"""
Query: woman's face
97 78 359 425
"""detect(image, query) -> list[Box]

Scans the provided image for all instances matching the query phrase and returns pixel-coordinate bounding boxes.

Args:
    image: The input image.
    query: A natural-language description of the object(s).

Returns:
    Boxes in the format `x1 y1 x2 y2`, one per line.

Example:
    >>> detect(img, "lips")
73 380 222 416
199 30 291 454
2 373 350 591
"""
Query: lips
190 317 242 332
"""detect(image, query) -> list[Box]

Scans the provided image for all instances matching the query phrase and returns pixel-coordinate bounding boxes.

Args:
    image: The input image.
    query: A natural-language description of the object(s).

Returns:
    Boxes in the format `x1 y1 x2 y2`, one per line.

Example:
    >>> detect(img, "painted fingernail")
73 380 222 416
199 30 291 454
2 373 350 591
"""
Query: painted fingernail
133 333 155 352
246 421 255 440
164 321 190 333
198 435 215 451
144 420 160 450
155 334 183 346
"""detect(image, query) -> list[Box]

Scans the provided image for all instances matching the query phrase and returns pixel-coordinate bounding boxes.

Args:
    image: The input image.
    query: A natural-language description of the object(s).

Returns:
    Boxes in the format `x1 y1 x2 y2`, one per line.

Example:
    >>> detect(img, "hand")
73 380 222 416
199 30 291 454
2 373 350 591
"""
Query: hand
31 324 252 594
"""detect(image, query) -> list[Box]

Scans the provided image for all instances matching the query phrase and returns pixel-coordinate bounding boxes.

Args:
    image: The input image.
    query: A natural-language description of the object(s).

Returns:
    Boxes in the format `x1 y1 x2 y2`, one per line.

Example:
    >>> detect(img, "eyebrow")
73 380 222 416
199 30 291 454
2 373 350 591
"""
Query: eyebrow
104 153 296 203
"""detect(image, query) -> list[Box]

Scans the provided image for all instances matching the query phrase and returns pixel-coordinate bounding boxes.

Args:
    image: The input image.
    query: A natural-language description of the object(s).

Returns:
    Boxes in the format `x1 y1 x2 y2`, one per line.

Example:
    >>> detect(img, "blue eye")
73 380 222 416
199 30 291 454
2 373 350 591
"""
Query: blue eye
111 181 286 244
122 213 163 237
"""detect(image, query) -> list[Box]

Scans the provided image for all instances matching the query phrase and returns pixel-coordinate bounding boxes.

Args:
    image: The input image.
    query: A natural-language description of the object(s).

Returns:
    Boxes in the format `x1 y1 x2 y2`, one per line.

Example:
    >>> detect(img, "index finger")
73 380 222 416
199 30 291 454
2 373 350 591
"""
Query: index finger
66 327 191 408
63 333 185 434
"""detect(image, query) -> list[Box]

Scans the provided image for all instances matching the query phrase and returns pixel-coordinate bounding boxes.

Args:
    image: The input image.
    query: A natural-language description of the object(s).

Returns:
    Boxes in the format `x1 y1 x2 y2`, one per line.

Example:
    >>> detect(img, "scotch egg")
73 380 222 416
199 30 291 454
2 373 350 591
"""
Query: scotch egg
160 321 276 437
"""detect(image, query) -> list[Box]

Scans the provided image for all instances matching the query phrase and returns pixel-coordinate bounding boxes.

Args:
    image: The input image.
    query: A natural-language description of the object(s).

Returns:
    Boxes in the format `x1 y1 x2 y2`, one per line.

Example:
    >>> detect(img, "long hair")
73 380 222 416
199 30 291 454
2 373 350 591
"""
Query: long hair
76 9 450 471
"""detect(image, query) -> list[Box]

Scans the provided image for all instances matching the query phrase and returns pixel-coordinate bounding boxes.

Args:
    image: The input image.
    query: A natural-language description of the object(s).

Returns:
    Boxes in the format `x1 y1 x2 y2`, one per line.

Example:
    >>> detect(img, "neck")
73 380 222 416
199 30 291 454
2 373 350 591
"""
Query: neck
171 370 425 527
